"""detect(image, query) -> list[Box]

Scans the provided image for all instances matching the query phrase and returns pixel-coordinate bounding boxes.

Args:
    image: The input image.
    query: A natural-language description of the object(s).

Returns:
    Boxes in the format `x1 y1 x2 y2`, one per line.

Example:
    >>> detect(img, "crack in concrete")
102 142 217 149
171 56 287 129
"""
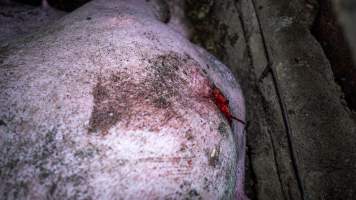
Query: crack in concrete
249 0 306 199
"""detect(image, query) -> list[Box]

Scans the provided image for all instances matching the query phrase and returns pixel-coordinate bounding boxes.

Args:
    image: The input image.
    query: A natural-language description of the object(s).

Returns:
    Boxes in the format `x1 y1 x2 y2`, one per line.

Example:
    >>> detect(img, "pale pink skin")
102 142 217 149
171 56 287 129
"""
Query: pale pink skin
0 0 246 199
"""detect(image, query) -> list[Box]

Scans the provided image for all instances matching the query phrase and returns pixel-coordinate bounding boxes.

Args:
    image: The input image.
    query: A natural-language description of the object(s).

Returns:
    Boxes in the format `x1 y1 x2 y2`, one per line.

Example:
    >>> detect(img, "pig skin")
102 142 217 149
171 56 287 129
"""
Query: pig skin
0 0 246 199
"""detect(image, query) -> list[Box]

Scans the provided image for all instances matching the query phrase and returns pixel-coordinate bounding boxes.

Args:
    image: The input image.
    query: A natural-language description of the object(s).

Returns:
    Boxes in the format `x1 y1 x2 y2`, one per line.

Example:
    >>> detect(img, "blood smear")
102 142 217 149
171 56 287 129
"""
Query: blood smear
211 85 245 125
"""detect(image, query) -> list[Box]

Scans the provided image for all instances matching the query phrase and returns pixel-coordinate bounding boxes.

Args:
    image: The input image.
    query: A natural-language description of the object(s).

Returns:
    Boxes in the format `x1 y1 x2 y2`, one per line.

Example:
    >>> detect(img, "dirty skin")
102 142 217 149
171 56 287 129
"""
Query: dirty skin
88 51 217 135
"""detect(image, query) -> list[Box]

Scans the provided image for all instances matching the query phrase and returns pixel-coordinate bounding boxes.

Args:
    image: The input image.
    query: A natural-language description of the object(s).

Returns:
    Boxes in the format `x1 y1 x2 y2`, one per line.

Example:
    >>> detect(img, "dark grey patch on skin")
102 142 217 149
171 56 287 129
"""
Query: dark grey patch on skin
0 127 93 199
185 129 194 141
88 52 197 135
177 181 202 200
8 181 29 199
217 121 228 136
0 44 12 65
49 183 57 196
38 165 52 181
74 146 100 160
153 96 171 108
0 119 6 126
203 177 210 192
148 52 183 101
188 189 200 198
88 76 123 135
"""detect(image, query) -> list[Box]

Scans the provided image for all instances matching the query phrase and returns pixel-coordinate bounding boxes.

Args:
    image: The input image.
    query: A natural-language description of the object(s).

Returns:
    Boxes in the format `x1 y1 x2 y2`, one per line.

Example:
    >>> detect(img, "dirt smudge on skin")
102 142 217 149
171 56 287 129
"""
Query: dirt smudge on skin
88 74 127 135
88 51 212 135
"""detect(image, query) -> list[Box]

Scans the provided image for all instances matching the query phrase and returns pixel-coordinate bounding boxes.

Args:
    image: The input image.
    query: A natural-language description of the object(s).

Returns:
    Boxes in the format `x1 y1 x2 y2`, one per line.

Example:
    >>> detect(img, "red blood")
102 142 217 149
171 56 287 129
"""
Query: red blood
187 159 192 167
211 85 245 125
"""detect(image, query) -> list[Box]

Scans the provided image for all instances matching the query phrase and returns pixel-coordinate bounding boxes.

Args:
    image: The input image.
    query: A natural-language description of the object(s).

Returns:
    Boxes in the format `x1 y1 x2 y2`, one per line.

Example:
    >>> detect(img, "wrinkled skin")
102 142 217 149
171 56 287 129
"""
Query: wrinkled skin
0 0 246 199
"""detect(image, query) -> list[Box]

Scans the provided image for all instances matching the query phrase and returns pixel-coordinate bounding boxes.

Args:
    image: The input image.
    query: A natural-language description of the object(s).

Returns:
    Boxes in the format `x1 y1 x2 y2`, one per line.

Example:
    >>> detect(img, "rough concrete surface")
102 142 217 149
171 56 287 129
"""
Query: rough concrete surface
187 0 356 200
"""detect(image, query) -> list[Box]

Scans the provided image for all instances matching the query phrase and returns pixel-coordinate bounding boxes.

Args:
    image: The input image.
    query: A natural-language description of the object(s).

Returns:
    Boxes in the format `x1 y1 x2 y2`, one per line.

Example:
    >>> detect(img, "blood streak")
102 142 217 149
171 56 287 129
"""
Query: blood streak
211 85 245 125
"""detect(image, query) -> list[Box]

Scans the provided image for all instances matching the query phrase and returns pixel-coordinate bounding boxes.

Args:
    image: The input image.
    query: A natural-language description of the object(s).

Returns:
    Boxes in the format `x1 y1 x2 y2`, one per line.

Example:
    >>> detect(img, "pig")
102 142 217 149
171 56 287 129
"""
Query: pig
0 0 246 199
